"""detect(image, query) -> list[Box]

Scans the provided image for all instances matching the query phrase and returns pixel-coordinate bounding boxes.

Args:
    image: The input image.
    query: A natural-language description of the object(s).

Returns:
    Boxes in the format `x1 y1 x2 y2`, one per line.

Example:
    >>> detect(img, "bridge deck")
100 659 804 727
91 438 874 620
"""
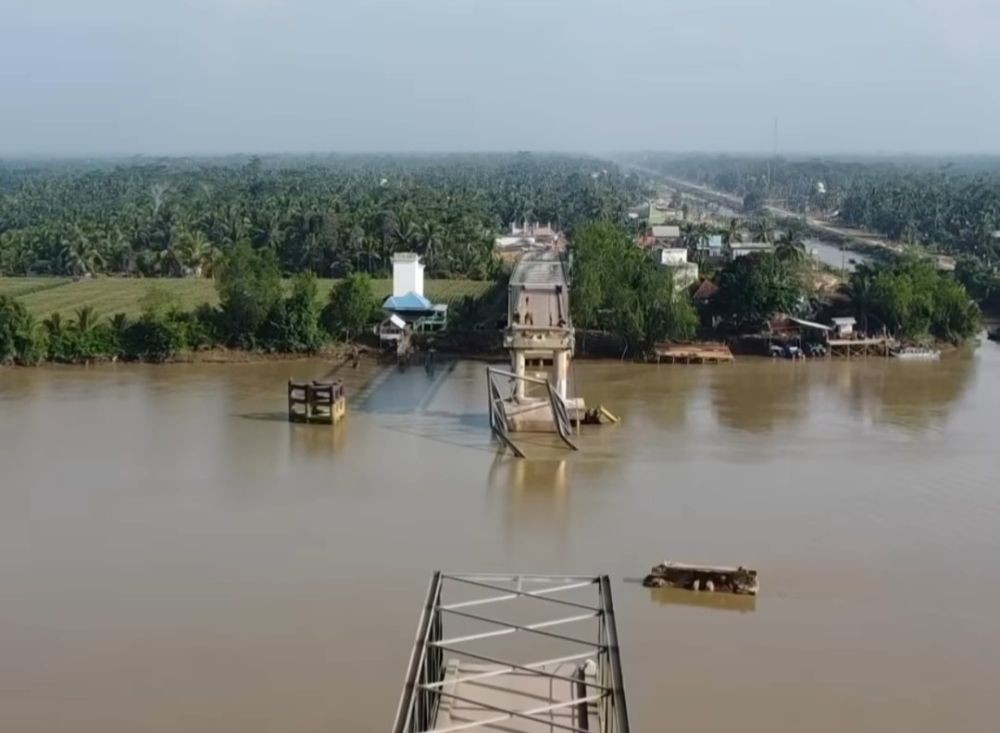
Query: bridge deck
434 662 598 732
507 252 572 333
392 573 629 733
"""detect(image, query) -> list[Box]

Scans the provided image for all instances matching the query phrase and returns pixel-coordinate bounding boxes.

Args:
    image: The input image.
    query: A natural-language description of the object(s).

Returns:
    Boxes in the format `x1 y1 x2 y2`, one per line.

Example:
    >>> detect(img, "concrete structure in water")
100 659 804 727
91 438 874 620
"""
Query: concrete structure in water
392 573 630 733
502 250 581 432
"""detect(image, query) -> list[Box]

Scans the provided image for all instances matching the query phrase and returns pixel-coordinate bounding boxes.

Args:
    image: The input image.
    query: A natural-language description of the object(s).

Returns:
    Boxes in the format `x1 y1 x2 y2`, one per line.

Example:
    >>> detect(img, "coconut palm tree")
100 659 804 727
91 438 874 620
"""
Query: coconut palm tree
725 217 743 245
775 229 807 263
175 230 217 277
846 264 878 334
59 229 104 277
43 312 64 339
74 306 98 335
750 216 775 243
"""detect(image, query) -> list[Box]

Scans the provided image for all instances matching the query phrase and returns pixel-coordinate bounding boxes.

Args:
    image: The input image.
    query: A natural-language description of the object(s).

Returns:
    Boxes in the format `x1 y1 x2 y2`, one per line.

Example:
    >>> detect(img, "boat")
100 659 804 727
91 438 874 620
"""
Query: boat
890 346 940 360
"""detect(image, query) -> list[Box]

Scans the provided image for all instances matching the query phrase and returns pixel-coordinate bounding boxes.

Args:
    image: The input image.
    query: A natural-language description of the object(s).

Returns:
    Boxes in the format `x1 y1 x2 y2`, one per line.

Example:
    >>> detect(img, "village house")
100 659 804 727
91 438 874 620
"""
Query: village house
494 221 566 262
646 198 684 225
932 254 957 272
650 225 682 245
831 317 857 339
378 252 447 346
652 246 699 292
696 233 726 261
691 279 721 328
730 241 773 258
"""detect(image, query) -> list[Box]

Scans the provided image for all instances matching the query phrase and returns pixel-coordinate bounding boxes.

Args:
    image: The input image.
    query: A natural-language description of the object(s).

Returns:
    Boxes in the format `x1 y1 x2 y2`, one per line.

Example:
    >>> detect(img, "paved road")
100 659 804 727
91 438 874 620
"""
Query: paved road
627 163 902 256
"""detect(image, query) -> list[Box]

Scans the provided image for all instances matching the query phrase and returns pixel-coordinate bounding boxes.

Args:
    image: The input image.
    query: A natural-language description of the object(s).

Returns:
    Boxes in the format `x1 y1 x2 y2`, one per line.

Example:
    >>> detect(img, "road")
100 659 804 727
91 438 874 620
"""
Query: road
625 163 903 257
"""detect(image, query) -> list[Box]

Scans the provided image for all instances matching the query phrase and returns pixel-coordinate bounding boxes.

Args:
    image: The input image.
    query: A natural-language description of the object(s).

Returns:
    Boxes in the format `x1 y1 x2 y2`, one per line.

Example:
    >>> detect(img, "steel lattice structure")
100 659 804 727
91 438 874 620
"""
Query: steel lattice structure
392 573 629 733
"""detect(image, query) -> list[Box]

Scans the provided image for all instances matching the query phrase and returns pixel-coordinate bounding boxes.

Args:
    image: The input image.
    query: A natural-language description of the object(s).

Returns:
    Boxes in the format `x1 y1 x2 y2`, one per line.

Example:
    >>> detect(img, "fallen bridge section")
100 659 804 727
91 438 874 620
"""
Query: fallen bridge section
393 573 630 733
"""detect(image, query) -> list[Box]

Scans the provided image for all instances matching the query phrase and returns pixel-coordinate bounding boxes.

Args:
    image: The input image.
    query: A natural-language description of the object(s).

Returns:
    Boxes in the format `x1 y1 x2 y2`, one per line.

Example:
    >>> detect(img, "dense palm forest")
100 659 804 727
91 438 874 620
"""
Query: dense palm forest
0 153 649 279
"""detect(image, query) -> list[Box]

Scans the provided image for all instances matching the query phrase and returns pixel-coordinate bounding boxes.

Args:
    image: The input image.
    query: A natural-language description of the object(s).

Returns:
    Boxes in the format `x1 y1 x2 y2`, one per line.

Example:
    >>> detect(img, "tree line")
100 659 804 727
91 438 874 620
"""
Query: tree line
0 153 649 280
707 251 979 344
0 245 380 365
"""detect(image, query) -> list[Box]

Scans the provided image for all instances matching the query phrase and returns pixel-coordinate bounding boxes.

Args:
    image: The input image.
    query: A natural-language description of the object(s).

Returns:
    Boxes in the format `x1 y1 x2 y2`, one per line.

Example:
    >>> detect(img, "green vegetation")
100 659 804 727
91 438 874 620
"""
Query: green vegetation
216 243 284 347
323 274 378 341
0 153 648 280
847 259 980 343
572 222 697 353
0 295 45 365
0 276 491 320
700 248 978 344
714 253 809 331
0 248 502 365
265 274 326 353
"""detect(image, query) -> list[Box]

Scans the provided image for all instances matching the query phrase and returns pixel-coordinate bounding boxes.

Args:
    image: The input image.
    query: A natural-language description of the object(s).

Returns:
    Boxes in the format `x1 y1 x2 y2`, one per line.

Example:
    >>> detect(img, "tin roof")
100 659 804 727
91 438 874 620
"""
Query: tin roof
383 292 433 311
651 225 681 238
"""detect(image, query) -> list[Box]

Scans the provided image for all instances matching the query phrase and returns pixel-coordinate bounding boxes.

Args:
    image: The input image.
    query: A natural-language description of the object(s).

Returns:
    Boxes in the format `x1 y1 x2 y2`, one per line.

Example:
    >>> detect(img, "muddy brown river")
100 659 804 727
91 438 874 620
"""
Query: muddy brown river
2 345 999 732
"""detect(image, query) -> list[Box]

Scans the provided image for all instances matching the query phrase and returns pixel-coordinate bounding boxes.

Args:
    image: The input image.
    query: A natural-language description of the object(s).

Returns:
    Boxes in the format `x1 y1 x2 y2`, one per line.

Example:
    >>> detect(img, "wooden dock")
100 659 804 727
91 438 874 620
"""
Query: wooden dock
288 379 346 424
827 337 890 358
654 342 734 364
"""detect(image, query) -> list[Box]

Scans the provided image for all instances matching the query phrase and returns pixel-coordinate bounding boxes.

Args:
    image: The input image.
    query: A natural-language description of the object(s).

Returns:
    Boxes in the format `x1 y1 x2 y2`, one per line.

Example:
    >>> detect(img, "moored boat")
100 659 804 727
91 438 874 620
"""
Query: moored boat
890 346 941 360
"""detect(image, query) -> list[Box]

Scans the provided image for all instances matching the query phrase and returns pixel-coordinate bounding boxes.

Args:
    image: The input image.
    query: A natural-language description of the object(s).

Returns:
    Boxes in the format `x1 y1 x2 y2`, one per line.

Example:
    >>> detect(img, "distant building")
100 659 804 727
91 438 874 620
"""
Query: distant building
932 254 957 272
653 246 698 291
730 241 773 258
646 199 684 225
655 247 689 267
697 234 725 261
494 221 566 262
692 279 721 327
650 225 682 245
379 253 447 344
667 263 699 291
831 317 857 338
648 203 667 226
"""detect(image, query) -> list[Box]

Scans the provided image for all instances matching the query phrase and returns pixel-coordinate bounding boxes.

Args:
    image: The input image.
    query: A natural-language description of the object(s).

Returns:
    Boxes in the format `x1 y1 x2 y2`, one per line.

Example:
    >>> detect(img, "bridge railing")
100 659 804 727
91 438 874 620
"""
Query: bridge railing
486 367 577 453
392 573 630 733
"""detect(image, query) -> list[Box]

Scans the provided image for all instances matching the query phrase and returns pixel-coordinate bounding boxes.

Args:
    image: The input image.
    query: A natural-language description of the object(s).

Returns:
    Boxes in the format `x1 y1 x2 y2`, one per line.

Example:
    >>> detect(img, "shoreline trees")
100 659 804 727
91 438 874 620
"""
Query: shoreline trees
571 222 697 354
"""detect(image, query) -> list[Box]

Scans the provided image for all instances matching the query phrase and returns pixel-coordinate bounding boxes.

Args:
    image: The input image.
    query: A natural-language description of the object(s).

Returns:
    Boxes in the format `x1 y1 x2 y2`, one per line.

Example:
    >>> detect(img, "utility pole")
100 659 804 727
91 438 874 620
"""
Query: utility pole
768 116 778 202
766 115 778 203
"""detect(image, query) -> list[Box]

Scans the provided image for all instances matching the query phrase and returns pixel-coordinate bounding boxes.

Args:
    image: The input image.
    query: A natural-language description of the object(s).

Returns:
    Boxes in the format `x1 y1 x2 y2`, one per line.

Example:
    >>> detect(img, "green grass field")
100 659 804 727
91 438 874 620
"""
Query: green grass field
0 277 495 320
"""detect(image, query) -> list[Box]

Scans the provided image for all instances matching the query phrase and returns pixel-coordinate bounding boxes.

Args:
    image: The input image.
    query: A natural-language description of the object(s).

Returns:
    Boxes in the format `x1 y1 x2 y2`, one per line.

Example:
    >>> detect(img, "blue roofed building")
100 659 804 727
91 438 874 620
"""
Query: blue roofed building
378 253 447 345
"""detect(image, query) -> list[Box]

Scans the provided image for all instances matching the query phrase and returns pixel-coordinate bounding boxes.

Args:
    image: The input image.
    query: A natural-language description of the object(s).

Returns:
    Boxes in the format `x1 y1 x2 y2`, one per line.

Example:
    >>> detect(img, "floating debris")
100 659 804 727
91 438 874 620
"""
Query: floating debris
642 561 758 595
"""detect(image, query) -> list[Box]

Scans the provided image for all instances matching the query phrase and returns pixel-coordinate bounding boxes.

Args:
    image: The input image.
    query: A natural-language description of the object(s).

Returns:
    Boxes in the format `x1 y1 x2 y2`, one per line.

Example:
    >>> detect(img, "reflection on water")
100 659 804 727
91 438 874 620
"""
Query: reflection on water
648 586 758 613
838 354 976 432
1 347 998 733
708 361 814 433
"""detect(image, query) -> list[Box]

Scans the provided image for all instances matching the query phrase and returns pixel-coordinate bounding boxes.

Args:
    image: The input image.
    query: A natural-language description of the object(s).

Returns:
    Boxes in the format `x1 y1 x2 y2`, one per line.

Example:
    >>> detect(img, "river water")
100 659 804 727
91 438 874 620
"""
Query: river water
806 237 872 271
2 346 999 732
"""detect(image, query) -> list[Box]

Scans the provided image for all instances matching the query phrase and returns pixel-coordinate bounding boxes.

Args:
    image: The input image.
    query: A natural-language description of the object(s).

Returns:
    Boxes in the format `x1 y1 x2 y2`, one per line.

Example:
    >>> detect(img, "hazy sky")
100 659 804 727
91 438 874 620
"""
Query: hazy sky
1 0 998 155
